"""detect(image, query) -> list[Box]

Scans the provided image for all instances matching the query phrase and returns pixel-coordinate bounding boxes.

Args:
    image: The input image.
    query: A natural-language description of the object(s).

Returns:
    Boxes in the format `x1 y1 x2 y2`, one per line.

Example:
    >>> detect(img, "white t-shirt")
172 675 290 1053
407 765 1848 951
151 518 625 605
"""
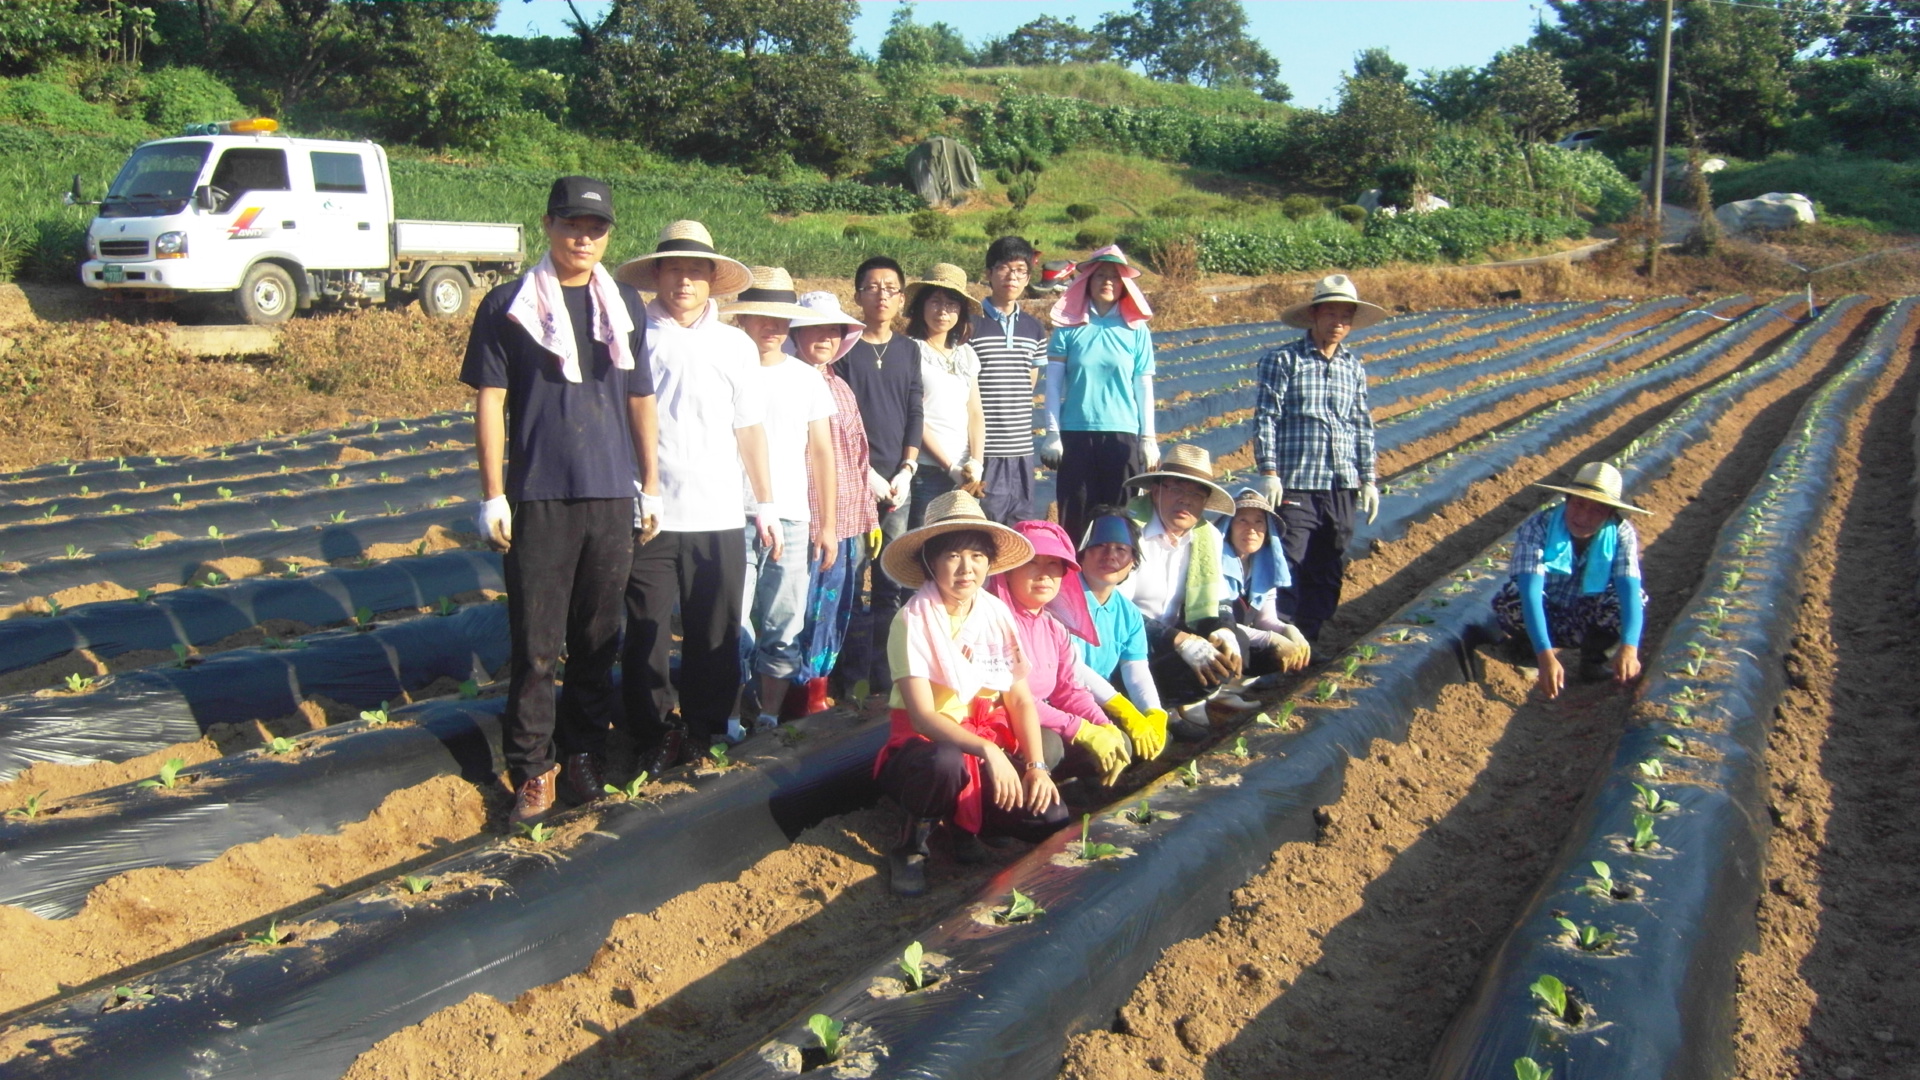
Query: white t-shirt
918 338 979 468
1120 514 1192 624
744 355 834 521
645 299 767 533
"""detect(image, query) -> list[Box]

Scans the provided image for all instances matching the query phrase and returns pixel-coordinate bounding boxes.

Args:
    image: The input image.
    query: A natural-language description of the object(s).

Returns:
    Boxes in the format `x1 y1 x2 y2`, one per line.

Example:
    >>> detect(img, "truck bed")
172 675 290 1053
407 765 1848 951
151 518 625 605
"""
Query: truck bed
394 219 522 259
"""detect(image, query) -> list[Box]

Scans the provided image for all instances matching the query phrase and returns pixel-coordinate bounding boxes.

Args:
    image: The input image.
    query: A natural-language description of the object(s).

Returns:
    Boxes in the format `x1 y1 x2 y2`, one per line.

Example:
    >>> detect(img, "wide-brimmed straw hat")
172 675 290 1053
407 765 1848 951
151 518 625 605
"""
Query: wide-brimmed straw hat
614 220 753 296
1124 444 1236 516
721 266 809 321
788 290 865 361
1534 461 1650 515
1232 488 1275 515
901 263 982 319
1281 274 1388 330
881 489 1033 588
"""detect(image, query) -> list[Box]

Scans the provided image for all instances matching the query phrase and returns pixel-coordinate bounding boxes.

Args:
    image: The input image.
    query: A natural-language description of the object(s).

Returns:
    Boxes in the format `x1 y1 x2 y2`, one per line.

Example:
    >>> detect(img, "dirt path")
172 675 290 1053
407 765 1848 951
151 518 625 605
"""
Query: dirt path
1054 302 1875 1079
1732 330 1920 1078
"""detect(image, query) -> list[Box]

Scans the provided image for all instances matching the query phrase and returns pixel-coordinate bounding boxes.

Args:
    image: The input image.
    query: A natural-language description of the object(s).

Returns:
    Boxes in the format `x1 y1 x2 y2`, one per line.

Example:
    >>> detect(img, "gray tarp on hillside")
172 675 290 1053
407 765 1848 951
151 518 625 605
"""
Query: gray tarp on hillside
907 136 982 207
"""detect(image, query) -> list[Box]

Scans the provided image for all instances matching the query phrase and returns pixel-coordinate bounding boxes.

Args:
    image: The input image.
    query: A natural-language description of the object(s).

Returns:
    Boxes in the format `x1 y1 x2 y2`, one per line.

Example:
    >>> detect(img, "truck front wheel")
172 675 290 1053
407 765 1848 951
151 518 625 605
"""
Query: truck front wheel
418 267 470 319
236 263 296 325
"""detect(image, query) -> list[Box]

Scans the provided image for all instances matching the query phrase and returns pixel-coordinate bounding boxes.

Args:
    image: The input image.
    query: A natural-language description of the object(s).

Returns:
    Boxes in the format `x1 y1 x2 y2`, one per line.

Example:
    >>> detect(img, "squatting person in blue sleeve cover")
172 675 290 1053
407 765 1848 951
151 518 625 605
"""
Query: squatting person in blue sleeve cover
1494 461 1651 700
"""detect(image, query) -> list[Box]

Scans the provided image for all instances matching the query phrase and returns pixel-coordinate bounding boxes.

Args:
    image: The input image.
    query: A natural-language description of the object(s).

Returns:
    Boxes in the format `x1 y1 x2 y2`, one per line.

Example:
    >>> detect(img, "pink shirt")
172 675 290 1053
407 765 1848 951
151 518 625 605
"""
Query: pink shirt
1008 603 1106 740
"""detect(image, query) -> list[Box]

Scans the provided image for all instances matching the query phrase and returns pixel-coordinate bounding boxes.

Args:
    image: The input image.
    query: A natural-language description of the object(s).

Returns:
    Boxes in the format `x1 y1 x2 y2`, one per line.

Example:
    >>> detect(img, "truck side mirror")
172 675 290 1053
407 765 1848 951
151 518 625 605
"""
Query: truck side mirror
64 174 82 206
194 185 214 212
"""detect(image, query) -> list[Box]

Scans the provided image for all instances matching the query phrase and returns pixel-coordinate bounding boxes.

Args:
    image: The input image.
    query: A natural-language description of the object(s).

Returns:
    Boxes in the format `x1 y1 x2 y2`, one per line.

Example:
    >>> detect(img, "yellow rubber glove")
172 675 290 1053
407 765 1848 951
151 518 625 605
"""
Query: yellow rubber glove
1071 720 1131 785
866 527 884 560
1102 695 1168 762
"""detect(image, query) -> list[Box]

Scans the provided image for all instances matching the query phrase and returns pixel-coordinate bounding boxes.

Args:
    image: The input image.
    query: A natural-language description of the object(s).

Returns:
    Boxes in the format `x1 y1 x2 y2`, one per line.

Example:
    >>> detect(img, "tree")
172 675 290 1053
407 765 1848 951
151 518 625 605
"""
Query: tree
1829 1 1920 62
1531 0 1659 122
0 0 116 75
1485 47 1576 143
876 2 972 67
1352 47 1407 84
1327 70 1434 188
578 0 870 174
1413 65 1485 123
1098 0 1289 100
980 15 1110 66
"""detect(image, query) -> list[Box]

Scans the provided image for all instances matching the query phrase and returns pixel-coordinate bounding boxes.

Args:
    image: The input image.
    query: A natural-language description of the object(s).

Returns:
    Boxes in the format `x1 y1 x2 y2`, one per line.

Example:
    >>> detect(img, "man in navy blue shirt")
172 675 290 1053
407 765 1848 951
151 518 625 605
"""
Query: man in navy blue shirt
460 176 659 823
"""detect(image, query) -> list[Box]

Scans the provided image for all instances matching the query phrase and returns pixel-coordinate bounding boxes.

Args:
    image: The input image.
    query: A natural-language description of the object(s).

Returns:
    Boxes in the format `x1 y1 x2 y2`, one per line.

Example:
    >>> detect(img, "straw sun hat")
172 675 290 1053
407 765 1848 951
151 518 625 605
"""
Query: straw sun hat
881 489 1033 588
900 263 982 319
1280 273 1388 330
614 219 753 296
1123 443 1236 516
720 266 809 321
1534 461 1650 515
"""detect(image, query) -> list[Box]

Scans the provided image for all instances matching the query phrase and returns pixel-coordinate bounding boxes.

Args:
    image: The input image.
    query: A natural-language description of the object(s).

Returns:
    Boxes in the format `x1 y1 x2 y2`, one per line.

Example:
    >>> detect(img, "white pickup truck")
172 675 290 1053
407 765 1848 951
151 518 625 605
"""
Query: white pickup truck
75 119 523 324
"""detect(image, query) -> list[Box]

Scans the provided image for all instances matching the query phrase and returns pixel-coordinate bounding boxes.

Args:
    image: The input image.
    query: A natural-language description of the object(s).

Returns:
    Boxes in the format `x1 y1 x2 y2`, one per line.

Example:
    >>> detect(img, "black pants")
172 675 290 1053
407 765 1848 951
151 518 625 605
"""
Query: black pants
502 498 631 782
1274 488 1356 642
623 528 746 747
981 454 1035 525
1146 618 1250 708
877 736 1070 842
1056 430 1138 544
836 495 911 691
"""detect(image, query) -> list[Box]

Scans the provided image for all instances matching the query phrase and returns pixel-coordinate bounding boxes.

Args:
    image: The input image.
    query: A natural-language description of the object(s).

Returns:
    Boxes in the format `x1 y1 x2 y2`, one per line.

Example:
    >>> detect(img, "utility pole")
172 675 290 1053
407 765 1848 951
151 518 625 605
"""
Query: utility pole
1648 0 1674 282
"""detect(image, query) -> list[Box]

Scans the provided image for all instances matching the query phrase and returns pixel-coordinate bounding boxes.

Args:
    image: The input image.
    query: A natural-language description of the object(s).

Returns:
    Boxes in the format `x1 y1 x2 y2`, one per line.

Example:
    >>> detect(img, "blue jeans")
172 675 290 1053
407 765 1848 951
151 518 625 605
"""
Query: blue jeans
740 519 814 681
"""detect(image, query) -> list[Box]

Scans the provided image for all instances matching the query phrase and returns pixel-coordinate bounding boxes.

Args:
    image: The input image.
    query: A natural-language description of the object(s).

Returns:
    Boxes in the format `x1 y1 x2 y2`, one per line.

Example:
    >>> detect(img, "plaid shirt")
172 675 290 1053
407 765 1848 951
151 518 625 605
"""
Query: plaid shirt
1509 510 1642 610
1252 335 1376 490
809 367 879 542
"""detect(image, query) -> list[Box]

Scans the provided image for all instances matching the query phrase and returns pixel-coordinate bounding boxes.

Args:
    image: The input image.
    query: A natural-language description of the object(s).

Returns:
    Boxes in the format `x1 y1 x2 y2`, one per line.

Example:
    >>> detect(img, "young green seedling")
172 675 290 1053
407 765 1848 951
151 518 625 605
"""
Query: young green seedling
808 1014 844 1060
1636 758 1665 779
1177 759 1201 788
5 791 49 820
1669 703 1693 725
62 672 93 692
138 757 189 790
1660 733 1687 753
243 920 289 947
708 743 731 767
514 821 553 844
265 736 296 755
899 940 926 989
1230 735 1250 759
777 725 807 747
402 875 434 895
63 543 87 559
1410 613 1435 626
207 526 225 540
435 596 457 617
203 570 224 586
1530 973 1571 1022
1341 655 1361 678
105 985 155 1009
328 473 342 487
603 772 651 800
1513 1057 1553 1080
359 703 391 726
136 587 153 602
1555 917 1618 952
44 597 62 617
458 679 480 699
1585 860 1618 898
38 505 57 522
1313 679 1338 702
1356 644 1378 661
171 492 183 506
992 888 1045 924
1077 814 1121 859
1124 798 1158 824
1634 784 1672 813
135 534 156 549
217 487 233 500
352 606 374 630
1630 812 1659 851
330 510 348 524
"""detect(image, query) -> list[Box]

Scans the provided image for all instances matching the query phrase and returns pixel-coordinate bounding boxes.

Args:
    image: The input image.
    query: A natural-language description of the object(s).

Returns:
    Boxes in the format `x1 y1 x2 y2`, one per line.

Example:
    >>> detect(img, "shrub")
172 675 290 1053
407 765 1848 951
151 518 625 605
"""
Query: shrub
1064 202 1099 222
1073 227 1116 249
842 223 877 240
1279 193 1324 221
1151 194 1211 218
1336 204 1368 225
909 208 953 241
137 66 246 134
982 208 1027 236
1192 207 1589 275
947 93 1299 174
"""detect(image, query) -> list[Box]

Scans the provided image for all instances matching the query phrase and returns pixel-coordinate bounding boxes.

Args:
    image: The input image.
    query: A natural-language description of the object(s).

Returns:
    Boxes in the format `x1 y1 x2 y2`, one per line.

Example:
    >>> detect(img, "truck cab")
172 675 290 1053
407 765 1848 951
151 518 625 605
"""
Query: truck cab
79 120 521 324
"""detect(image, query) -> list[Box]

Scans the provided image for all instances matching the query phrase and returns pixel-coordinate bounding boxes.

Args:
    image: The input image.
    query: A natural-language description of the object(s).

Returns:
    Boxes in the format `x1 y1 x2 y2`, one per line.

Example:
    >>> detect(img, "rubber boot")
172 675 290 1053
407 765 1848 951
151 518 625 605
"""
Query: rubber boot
803 676 832 716
888 815 934 898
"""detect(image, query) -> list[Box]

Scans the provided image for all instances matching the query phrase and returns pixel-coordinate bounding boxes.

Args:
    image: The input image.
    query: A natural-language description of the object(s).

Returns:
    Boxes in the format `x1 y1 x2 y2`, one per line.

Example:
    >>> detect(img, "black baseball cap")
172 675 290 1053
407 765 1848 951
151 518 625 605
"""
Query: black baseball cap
547 175 615 223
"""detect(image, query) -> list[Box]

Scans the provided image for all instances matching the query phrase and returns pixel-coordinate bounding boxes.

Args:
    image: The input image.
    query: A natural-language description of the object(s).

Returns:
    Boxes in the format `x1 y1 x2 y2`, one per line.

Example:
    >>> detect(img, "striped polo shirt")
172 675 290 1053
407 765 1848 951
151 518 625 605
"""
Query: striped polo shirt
971 298 1048 459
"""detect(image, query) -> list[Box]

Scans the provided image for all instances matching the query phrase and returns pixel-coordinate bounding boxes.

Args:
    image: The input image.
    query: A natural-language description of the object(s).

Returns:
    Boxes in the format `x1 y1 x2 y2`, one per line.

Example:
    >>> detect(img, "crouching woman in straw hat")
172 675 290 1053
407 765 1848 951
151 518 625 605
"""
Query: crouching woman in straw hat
1221 488 1313 677
872 490 1066 898
1494 461 1651 700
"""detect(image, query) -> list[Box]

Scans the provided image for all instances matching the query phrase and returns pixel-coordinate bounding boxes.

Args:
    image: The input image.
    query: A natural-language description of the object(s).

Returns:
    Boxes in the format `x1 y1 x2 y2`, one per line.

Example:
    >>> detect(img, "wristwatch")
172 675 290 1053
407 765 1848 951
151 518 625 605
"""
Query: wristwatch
1023 760 1050 772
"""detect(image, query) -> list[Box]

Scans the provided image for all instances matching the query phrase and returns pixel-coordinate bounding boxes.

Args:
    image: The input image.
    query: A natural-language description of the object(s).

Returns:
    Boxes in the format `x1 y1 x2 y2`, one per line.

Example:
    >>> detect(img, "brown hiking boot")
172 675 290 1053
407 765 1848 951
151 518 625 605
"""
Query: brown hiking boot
509 766 557 825
558 753 605 806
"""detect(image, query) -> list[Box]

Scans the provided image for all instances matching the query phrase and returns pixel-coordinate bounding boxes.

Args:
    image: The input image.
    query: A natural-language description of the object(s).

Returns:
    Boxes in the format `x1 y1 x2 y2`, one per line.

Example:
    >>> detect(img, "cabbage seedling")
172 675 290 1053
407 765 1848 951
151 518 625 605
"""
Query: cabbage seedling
514 821 553 844
359 703 391 726
1077 814 1121 860
1230 735 1250 759
1177 760 1201 788
1514 1057 1552 1080
62 672 93 693
1124 799 1159 824
899 941 926 989
1660 734 1687 752
1669 704 1693 725
63 543 87 559
328 473 342 487
1356 644 1378 661
5 790 49 819
458 679 480 699
139 757 189 790
37 505 57 522
1341 655 1361 678
402 875 433 895
352 606 374 630
993 888 1045 924
43 597 62 617
708 743 731 767
135 534 156 549
217 487 233 500
329 510 348 524
1555 917 1618 952
265 736 296 755
1313 679 1338 702
603 773 651 800
171 492 183 506
1637 758 1665 779
244 920 289 947
434 596 457 616
1634 784 1672 813
1410 613 1435 626
808 1014 844 1060
1584 861 1618 898
106 985 154 1009
1630 812 1659 851
1530 973 1570 1021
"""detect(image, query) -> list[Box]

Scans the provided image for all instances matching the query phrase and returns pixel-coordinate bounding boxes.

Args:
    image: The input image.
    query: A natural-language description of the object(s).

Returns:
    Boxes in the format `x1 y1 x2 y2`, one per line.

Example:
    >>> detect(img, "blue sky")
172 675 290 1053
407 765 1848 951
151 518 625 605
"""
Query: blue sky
491 0 1546 110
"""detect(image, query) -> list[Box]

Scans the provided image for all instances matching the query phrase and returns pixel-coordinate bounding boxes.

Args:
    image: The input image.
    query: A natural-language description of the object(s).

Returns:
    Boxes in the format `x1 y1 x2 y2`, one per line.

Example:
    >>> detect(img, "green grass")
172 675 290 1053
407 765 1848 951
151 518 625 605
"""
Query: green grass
941 64 1292 120
1715 152 1920 234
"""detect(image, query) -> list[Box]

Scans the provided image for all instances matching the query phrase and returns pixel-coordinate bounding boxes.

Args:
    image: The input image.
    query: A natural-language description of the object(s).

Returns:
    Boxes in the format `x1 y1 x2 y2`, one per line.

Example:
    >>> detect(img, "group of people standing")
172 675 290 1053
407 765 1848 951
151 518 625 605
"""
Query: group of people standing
465 175 1655 885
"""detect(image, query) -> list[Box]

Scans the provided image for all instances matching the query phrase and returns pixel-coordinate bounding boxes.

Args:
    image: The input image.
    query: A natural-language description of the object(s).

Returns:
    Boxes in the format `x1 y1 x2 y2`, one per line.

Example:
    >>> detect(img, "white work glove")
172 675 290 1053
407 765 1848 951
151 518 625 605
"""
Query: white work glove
1040 431 1064 470
949 457 981 486
1275 622 1311 672
1141 439 1160 469
867 468 893 502
1256 473 1285 507
1208 628 1241 662
1359 482 1380 525
634 488 663 544
1176 633 1219 671
889 463 914 505
477 495 511 551
755 502 782 562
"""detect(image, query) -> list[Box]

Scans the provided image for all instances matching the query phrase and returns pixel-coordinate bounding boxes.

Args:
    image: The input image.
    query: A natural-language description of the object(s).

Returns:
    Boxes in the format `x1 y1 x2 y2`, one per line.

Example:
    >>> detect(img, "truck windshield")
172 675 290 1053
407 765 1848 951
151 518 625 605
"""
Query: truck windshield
102 141 211 218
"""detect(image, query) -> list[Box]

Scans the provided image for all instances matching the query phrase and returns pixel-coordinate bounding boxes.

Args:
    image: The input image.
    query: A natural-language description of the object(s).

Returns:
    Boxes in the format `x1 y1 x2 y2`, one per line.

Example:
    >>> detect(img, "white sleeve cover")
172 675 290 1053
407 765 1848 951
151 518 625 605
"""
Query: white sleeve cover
1074 660 1120 704
1119 658 1162 713
1044 360 1065 434
1136 372 1156 441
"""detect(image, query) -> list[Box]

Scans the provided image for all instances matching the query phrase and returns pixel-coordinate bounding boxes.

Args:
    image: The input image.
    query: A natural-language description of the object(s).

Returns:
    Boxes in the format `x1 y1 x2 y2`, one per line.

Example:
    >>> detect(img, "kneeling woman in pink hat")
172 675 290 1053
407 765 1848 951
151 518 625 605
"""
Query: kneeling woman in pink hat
872 490 1067 898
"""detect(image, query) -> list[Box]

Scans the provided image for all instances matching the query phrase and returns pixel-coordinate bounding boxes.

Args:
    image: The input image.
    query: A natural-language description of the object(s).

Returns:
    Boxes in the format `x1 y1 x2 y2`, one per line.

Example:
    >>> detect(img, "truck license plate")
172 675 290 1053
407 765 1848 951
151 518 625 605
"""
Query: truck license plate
103 264 126 284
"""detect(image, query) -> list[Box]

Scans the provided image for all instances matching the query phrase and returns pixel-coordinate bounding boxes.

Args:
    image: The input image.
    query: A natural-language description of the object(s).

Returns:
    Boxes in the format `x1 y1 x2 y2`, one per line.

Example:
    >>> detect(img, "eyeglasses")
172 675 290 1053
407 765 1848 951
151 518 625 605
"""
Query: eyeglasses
989 264 1031 278
857 284 902 297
